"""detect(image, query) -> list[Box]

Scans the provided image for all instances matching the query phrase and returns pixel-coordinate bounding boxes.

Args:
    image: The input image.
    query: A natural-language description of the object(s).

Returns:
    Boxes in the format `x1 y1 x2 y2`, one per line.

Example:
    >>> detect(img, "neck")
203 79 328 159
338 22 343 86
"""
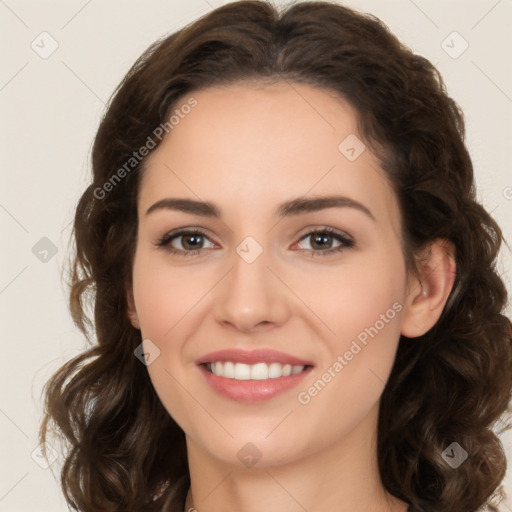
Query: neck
182 403 408 512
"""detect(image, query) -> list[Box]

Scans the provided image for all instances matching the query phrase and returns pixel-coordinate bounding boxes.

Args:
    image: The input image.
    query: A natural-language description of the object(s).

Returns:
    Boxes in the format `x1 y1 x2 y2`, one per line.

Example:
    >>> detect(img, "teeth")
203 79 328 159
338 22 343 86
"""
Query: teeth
207 361 306 380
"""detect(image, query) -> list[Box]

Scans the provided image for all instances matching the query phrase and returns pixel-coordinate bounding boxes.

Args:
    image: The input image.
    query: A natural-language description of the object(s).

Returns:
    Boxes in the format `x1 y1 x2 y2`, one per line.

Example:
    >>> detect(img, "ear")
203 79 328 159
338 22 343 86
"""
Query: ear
400 238 456 338
126 286 141 330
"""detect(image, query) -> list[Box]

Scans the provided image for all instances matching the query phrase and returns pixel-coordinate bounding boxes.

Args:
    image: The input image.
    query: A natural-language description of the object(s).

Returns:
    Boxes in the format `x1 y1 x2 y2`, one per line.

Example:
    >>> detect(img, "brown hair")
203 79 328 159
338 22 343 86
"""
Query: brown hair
39 1 512 511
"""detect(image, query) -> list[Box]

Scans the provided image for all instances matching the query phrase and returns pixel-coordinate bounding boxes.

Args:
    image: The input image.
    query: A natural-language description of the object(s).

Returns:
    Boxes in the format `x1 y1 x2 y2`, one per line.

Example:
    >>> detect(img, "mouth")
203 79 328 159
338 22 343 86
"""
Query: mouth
202 361 313 380
196 349 315 403
196 348 315 403
196 348 314 369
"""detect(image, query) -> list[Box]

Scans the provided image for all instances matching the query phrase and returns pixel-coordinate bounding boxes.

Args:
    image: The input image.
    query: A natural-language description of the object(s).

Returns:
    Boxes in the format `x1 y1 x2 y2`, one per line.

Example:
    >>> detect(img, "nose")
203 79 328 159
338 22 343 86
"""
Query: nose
213 244 291 334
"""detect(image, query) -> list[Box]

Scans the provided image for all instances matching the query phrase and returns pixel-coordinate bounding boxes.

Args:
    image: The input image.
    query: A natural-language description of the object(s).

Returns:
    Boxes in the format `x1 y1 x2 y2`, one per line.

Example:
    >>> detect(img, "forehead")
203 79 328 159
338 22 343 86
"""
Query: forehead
138 81 400 230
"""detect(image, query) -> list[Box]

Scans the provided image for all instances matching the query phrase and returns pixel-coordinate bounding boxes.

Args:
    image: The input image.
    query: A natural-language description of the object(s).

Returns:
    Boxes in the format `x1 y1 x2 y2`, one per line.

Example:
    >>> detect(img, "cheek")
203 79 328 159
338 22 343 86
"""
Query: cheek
293 256 405 426
132 251 208 339
305 250 405 334
131 252 205 431
303 248 406 385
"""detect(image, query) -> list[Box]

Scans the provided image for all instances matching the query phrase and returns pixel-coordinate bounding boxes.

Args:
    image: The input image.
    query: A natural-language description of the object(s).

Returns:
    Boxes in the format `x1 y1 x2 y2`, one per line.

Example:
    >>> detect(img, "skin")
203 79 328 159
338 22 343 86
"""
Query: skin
127 81 456 512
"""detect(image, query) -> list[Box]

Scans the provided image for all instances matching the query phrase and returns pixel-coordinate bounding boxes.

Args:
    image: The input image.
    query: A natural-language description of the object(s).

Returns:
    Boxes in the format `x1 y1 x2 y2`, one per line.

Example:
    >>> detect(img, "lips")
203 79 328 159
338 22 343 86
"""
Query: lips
198 363 314 403
195 348 314 367
195 348 315 403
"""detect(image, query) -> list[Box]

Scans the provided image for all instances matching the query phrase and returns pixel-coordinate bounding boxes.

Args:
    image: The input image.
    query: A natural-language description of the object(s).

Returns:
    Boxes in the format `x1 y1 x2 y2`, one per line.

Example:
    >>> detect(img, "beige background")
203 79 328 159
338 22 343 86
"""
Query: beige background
0 0 511 510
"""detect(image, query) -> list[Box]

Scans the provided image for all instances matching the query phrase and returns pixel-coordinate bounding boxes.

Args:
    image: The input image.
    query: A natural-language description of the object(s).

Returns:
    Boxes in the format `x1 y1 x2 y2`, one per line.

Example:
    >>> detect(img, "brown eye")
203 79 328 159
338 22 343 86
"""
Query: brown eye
296 228 354 257
155 229 215 256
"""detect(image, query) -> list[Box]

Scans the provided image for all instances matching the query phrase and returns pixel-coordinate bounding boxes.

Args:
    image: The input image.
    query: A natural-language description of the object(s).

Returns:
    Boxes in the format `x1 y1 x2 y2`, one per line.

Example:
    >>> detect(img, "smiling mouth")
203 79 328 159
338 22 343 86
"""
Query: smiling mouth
203 361 313 380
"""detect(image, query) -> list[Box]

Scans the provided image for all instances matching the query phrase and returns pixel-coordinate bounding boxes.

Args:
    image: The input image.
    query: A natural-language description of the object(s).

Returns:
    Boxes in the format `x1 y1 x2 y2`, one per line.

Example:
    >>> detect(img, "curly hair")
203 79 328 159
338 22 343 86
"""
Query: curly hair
39 1 512 511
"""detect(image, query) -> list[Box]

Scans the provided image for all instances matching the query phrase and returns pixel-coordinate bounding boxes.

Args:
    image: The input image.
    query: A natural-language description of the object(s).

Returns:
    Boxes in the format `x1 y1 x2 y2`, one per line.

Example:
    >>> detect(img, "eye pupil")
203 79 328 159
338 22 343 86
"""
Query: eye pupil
311 234 332 250
183 234 202 250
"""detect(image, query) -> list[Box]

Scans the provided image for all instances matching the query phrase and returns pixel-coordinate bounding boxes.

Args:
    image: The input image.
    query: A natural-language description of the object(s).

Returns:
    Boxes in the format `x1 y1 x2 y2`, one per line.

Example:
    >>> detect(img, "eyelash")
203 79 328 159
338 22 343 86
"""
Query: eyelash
155 226 355 258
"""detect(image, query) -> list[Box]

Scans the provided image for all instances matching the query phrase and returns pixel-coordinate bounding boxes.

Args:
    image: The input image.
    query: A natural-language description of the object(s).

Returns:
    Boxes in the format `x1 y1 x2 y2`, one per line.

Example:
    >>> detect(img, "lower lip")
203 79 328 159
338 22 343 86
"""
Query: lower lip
198 364 314 403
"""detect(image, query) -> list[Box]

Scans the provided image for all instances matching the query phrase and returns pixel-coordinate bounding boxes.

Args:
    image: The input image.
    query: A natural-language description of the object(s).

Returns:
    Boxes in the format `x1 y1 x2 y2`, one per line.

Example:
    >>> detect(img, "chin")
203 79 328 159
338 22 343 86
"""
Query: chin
195 431 313 470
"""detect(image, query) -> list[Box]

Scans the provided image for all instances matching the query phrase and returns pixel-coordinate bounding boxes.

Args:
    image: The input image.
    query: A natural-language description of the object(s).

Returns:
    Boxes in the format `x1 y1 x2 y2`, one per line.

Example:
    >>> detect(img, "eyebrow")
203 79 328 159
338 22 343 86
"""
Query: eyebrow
145 195 376 221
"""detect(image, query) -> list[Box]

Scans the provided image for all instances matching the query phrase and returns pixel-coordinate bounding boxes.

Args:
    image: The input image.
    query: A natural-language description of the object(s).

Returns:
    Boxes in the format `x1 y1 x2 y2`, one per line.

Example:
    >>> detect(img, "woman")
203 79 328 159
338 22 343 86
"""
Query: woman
39 1 512 511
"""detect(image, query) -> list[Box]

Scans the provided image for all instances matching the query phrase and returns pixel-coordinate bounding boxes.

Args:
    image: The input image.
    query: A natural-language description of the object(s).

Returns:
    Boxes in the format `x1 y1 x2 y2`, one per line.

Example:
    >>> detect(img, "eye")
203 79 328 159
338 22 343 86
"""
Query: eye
155 226 355 257
155 228 216 257
294 227 354 257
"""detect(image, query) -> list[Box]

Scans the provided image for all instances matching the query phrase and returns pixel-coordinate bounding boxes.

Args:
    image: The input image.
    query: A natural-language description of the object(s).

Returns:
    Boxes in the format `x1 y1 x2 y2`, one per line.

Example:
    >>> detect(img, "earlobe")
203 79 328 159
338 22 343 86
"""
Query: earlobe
400 239 456 338
126 288 141 330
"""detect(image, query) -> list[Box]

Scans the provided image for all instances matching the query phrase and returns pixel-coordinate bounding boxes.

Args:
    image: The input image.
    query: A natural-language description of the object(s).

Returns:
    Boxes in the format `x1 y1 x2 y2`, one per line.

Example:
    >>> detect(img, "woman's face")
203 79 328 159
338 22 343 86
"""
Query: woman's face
128 81 412 468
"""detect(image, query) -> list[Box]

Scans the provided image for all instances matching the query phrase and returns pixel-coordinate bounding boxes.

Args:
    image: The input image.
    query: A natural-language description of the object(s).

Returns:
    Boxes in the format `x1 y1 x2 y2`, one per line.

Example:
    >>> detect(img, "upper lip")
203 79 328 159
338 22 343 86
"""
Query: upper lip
196 348 314 366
